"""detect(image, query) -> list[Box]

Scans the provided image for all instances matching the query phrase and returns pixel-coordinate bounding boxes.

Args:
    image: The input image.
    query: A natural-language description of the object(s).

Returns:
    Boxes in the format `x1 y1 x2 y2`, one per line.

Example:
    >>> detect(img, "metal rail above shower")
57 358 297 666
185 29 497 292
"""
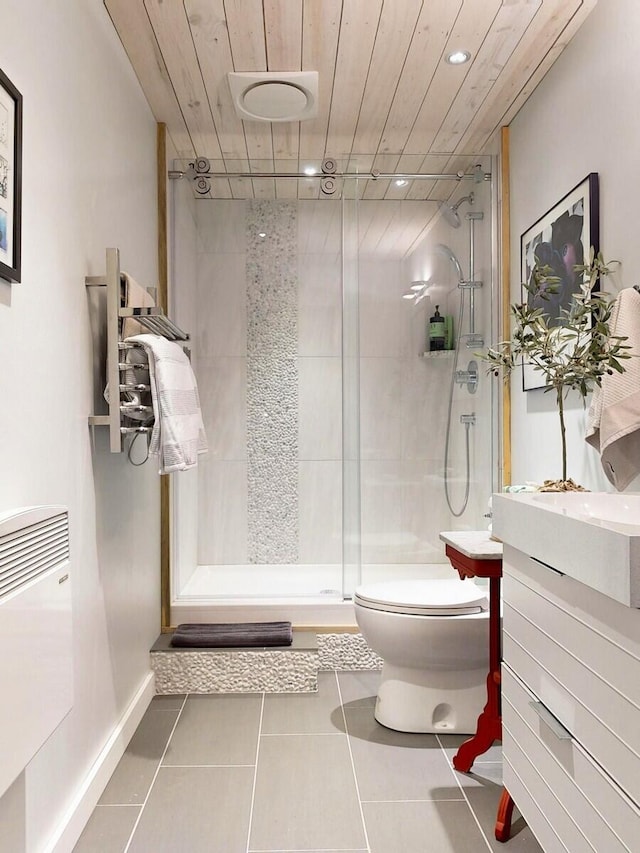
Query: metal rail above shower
169 158 492 196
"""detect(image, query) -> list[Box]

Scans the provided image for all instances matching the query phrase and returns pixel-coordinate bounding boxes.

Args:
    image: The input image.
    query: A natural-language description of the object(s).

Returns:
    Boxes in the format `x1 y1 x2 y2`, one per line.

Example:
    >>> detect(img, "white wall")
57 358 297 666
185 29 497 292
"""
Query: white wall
0 1 161 850
509 0 640 490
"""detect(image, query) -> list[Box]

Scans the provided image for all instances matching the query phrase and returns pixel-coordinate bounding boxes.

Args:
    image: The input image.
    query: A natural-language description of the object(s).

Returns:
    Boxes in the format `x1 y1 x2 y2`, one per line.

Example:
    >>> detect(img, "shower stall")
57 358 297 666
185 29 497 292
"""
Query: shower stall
169 160 499 626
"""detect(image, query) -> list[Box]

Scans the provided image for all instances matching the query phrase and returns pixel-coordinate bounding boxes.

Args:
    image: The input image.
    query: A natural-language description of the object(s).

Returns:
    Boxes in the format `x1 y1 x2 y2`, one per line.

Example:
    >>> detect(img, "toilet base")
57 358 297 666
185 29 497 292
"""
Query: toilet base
374 662 487 734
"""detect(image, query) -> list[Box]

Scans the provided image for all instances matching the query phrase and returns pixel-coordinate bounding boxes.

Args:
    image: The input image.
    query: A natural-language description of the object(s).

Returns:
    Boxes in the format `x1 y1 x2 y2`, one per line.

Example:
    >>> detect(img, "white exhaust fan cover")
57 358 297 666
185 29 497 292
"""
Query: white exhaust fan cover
228 71 318 122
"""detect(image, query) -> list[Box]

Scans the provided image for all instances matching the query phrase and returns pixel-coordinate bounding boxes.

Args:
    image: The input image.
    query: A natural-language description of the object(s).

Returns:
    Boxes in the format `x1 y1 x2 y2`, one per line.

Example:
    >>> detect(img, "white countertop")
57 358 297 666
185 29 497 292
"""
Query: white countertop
439 530 503 560
492 492 640 608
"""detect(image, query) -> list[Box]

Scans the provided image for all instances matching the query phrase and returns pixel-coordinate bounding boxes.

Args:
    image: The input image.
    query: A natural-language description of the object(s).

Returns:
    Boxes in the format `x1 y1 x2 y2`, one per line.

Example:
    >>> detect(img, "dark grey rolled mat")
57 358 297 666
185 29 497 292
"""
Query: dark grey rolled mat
170 621 293 648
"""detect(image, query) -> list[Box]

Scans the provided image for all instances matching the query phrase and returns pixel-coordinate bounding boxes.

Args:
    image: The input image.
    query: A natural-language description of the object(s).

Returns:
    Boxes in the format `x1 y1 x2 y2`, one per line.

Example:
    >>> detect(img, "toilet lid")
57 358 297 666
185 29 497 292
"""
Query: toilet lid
353 579 488 616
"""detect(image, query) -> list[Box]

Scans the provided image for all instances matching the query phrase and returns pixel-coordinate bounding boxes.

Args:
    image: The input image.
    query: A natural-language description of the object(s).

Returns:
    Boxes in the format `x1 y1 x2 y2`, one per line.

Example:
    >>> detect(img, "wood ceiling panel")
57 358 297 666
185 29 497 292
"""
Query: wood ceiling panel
349 0 423 156
454 0 582 154
433 0 542 153
186 0 248 161
104 0 195 158
488 0 598 135
404 0 502 155
377 0 463 155
274 160 299 199
224 159 254 199
264 0 303 71
144 0 223 159
105 0 601 201
404 154 451 200
299 0 341 163
324 0 384 159
265 0 303 161
224 0 268 69
361 153 400 199
223 0 273 163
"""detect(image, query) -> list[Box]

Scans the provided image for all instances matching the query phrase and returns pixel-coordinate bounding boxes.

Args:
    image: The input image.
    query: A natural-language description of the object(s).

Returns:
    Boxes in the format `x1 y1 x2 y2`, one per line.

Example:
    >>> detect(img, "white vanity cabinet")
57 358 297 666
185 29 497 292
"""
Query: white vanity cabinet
501 542 640 852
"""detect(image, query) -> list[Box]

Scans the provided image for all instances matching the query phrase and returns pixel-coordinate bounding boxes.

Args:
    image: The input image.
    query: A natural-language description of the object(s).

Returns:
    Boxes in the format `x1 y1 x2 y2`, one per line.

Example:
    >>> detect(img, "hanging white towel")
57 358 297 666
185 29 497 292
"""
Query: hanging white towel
585 287 640 490
126 334 208 473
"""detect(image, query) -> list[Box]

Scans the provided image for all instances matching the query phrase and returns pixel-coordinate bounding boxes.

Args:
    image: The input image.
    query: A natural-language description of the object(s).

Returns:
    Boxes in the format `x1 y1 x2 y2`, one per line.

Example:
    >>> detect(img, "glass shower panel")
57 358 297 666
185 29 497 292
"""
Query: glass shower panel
355 179 494 588
341 180 361 600
173 193 346 601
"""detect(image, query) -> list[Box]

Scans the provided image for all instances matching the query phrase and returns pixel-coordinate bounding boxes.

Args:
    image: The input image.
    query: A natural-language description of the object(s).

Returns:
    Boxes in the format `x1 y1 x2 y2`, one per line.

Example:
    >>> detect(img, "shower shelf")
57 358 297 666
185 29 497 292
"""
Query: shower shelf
421 350 455 359
86 247 190 453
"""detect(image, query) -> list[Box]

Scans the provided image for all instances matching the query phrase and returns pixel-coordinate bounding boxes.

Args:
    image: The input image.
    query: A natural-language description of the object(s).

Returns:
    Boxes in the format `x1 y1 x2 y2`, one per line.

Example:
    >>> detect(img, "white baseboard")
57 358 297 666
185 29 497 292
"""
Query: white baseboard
44 672 155 853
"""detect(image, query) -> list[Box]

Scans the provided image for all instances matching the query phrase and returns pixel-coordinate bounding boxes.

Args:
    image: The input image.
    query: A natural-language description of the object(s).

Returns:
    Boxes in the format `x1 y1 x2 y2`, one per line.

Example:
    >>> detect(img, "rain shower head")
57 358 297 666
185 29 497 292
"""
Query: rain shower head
438 192 474 228
435 244 464 282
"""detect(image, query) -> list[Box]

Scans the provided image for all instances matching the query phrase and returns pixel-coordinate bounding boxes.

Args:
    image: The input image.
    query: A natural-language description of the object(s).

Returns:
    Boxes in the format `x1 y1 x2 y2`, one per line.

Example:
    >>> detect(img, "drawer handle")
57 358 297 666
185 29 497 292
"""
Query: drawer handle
529 556 565 577
529 701 572 740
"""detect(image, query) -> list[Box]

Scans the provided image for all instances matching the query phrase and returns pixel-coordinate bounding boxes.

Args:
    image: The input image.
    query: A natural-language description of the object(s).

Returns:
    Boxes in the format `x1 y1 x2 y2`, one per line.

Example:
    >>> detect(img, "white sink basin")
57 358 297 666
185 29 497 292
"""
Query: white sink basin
493 492 640 607
530 492 640 532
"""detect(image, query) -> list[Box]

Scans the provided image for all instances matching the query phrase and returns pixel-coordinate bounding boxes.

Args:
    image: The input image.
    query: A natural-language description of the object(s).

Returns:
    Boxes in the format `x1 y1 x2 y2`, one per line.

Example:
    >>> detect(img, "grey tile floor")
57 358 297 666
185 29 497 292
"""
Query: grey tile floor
74 671 543 852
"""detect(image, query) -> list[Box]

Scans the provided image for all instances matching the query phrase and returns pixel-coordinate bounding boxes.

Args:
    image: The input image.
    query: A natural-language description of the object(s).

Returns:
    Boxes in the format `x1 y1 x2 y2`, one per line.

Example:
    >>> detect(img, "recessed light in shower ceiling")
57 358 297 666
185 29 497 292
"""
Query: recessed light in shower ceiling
445 50 471 65
228 71 318 122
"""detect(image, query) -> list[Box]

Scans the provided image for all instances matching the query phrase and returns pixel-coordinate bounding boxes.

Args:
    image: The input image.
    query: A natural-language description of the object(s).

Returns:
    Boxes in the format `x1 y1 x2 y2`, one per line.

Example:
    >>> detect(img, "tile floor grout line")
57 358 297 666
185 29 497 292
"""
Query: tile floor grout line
245 691 266 853
260 731 344 737
435 733 494 852
121 693 189 853
360 797 467 803
161 763 256 768
334 671 372 853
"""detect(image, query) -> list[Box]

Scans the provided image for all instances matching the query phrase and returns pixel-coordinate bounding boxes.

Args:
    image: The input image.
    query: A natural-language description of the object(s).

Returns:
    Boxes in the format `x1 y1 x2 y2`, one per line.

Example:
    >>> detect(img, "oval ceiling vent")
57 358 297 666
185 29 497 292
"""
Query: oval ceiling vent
228 71 318 123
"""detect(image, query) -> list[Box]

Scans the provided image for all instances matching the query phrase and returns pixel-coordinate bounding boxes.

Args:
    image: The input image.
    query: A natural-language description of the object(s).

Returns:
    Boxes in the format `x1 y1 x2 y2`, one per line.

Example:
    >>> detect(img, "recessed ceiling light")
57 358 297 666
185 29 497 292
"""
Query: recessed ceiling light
258 231 267 238
395 179 408 187
446 50 471 65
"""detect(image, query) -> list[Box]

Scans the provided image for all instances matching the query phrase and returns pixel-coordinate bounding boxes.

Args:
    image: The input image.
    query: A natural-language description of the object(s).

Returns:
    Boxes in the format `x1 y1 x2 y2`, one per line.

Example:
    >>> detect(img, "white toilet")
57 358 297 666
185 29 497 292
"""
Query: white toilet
354 578 490 733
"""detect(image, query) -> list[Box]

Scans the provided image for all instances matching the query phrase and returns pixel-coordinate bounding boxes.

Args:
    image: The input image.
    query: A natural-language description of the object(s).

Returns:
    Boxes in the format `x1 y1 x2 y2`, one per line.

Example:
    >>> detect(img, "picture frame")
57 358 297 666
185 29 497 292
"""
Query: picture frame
520 173 599 391
0 67 22 283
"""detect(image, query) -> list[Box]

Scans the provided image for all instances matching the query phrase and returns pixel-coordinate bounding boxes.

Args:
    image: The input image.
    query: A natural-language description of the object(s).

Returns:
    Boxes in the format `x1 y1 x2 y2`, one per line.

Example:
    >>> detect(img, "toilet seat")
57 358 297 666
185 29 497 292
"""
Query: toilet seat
354 578 488 616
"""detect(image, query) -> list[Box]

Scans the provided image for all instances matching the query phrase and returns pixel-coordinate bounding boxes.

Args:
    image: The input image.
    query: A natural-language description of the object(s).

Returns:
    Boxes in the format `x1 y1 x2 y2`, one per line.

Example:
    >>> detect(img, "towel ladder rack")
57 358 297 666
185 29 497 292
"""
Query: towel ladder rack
86 247 190 453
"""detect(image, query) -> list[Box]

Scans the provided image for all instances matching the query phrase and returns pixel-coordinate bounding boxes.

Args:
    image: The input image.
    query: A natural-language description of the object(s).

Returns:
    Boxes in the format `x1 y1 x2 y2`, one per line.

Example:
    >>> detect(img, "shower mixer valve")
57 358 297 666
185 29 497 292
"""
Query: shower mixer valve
455 361 479 394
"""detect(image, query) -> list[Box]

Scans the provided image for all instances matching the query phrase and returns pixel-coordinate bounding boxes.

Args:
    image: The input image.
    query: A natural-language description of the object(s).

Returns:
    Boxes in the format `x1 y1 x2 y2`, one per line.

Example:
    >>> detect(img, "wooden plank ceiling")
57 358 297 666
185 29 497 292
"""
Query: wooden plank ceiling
105 0 596 206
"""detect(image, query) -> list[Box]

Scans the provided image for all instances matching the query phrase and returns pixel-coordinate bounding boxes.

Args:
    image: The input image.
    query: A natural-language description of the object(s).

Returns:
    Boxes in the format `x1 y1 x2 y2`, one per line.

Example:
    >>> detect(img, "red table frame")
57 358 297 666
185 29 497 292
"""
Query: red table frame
444 543 515 843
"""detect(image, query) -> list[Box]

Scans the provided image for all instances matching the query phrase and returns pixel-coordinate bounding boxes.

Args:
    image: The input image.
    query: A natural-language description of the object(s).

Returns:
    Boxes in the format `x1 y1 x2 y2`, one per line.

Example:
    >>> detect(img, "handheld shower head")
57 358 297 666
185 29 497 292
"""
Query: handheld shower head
435 244 464 282
438 192 474 228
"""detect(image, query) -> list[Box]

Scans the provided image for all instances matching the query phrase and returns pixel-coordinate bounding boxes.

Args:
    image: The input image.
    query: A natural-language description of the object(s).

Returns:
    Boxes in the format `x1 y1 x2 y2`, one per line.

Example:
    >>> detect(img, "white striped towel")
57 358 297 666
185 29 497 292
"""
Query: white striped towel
126 334 208 473
585 287 640 490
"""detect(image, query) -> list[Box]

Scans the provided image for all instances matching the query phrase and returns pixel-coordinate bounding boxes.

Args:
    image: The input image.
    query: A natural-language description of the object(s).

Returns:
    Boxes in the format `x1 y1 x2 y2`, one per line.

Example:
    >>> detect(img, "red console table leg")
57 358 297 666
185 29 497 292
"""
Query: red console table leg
452 575 502 771
495 788 515 842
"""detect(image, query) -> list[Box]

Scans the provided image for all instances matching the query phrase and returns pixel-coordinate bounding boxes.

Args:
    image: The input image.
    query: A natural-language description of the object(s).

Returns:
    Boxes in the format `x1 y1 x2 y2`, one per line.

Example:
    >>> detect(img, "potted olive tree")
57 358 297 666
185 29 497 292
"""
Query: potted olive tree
483 250 631 491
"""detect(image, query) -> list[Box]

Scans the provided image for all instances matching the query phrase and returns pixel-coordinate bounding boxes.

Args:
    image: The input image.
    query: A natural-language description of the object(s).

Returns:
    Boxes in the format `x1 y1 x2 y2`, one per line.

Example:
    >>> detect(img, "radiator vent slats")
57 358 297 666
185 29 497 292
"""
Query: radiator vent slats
0 513 69 600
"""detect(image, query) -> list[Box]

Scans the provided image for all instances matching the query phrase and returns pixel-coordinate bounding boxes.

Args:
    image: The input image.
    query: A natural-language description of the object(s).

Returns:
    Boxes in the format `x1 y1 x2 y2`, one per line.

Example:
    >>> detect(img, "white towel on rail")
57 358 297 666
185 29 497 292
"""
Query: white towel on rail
585 287 640 490
126 334 208 473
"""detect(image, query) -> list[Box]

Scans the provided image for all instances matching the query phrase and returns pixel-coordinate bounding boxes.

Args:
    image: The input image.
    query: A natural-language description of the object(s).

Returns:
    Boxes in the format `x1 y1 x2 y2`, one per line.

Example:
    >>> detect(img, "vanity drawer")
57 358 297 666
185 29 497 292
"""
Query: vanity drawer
502 665 640 853
503 559 640 806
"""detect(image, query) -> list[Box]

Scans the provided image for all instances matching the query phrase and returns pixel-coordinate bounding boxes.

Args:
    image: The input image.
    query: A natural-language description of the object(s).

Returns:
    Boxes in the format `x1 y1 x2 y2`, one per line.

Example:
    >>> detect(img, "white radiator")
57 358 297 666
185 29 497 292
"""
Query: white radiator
0 506 73 798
